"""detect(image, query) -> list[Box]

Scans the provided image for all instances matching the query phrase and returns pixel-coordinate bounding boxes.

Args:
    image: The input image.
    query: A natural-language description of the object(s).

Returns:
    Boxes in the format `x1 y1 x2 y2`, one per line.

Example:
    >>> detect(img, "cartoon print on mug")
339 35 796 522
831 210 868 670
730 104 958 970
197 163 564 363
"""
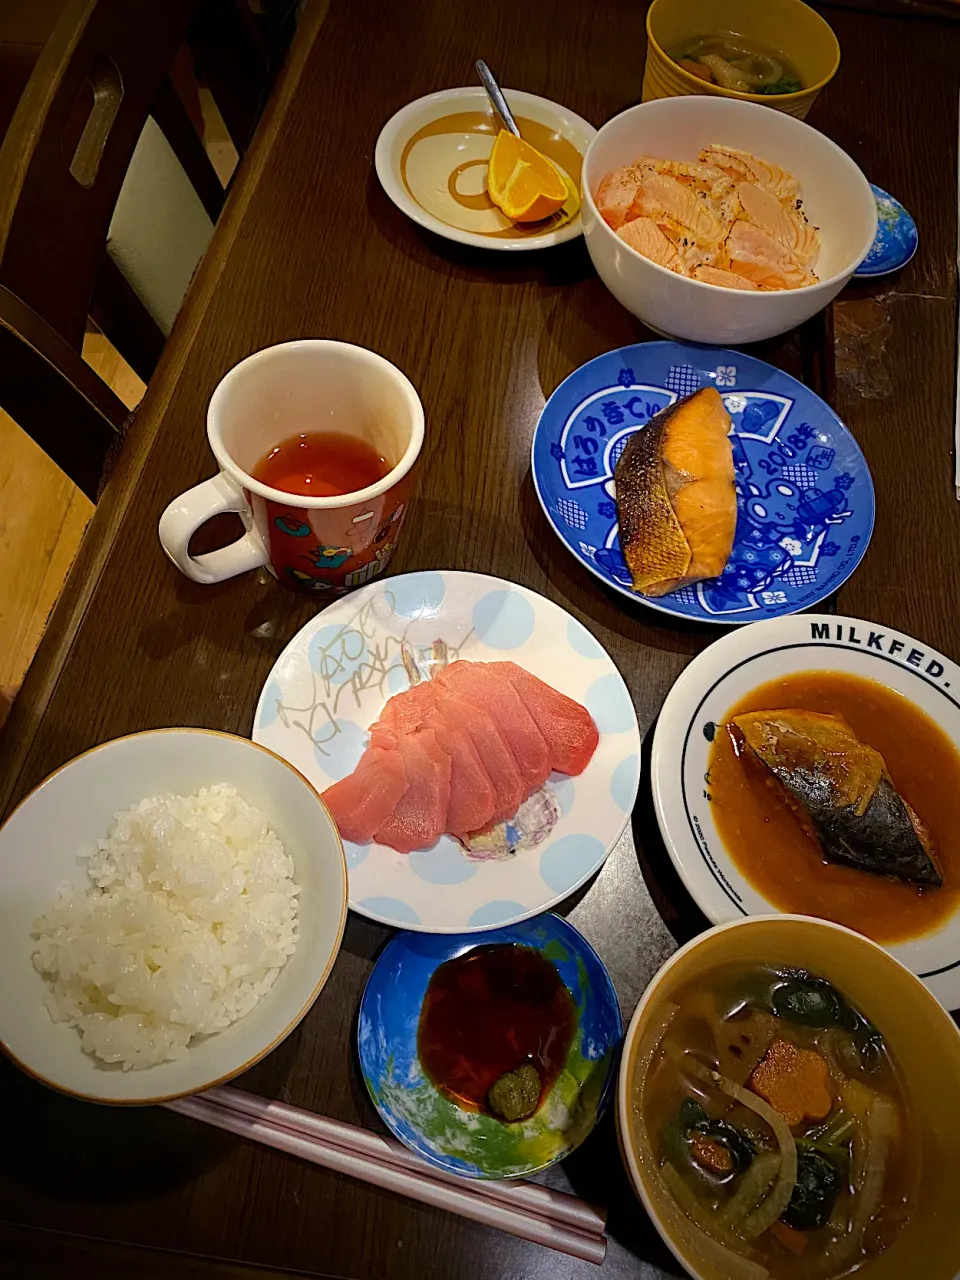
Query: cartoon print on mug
274 515 313 538
271 488 413 596
287 567 337 592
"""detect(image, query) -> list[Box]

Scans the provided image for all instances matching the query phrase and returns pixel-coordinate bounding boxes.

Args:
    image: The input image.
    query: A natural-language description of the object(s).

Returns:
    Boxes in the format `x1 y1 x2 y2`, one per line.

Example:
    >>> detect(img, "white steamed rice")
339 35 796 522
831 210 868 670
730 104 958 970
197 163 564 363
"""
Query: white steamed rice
32 784 300 1070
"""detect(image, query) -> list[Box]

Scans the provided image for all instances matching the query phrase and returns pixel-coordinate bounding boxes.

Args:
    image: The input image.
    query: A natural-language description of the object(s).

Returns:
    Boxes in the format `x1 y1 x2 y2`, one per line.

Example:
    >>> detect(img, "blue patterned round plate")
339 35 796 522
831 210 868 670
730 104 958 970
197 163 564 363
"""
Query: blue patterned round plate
531 342 875 625
252 571 641 933
358 913 623 1178
854 184 918 279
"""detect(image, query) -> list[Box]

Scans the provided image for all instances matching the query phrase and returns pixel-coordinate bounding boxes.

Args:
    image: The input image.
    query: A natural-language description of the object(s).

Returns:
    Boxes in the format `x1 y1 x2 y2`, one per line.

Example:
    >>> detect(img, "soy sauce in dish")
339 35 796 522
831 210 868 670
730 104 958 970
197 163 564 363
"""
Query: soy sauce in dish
417 944 576 1119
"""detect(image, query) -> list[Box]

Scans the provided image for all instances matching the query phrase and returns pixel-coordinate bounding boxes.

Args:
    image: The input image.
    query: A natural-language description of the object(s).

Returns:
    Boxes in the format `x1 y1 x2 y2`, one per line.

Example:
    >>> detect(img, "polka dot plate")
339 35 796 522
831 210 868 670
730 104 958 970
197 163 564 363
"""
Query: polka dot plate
358 913 622 1178
252 571 641 933
531 341 875 624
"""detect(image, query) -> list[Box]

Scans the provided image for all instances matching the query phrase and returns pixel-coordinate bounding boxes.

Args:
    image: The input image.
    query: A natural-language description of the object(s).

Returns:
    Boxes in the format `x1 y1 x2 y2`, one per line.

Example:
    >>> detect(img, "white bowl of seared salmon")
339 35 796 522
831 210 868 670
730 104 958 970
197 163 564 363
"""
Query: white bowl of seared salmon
582 96 876 343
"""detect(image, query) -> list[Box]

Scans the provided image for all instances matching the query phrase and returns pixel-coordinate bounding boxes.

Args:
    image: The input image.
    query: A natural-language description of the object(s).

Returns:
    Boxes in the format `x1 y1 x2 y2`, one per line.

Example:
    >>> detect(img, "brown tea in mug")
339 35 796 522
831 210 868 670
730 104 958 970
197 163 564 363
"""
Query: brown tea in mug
252 431 390 497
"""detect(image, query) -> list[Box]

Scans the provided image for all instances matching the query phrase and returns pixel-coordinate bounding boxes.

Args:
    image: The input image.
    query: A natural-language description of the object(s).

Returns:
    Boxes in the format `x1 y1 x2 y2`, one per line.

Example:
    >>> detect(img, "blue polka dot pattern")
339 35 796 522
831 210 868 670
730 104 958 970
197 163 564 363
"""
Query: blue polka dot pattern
313 719 367 779
551 776 575 817
472 589 535 649
387 572 446 620
467 900 529 928
566 619 605 659
358 896 421 925
585 674 635 734
540 833 605 893
610 754 640 812
386 663 409 694
408 838 478 885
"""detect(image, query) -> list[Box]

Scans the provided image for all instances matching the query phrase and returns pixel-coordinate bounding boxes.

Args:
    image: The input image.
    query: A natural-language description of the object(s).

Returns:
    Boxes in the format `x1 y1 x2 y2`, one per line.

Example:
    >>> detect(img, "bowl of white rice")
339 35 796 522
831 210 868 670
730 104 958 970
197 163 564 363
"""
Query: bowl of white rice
0 729 347 1103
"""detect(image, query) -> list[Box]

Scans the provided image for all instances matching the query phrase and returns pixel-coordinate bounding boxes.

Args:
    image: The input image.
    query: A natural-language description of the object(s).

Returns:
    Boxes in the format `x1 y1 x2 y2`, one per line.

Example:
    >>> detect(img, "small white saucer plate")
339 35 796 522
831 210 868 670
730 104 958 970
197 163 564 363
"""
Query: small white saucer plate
375 86 596 252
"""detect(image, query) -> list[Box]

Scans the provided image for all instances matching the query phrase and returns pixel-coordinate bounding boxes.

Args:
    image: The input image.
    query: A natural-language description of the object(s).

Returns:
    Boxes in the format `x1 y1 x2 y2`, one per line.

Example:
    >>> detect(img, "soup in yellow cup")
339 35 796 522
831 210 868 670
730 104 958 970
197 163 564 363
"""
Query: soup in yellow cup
643 0 840 120
617 916 960 1279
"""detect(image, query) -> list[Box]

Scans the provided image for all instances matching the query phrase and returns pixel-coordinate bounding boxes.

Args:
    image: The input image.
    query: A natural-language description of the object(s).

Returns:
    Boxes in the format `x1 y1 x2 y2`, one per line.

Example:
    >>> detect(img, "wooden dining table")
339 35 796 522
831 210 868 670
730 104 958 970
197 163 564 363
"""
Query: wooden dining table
3 0 960 1275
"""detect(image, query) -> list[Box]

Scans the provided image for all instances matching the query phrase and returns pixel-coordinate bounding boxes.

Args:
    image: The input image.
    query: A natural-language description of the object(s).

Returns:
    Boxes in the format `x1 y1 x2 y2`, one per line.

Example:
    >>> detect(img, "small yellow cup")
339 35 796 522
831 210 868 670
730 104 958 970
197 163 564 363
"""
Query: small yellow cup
643 0 840 120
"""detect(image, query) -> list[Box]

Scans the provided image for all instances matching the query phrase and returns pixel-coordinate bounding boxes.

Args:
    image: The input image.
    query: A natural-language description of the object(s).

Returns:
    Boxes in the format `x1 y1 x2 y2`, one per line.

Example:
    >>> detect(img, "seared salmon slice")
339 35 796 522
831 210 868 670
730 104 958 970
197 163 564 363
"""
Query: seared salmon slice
629 173 726 246
617 216 681 271
736 182 819 265
638 157 734 201
595 166 641 230
726 220 815 290
693 264 761 290
698 145 800 202
614 386 736 596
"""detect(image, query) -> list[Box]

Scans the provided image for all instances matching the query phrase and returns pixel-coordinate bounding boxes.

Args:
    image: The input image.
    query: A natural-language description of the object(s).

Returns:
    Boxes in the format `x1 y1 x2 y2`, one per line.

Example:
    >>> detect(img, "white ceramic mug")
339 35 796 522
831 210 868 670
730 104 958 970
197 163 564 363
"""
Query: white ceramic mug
158 341 424 594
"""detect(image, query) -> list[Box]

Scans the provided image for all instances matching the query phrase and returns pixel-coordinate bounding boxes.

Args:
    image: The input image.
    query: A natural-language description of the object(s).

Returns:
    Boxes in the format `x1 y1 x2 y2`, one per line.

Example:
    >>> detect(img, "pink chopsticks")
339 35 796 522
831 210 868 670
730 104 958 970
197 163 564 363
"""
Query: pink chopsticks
164 1085 607 1265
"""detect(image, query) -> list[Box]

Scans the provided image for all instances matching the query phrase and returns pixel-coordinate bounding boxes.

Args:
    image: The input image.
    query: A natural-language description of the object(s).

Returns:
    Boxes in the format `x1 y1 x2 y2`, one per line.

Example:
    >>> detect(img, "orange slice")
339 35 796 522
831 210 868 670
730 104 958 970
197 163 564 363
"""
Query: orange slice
487 129 569 223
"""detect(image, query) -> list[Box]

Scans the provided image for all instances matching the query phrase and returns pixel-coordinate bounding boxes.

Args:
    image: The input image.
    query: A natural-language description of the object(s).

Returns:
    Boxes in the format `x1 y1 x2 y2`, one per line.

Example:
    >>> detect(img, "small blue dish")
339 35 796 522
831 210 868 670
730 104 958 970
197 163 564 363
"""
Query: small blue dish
855 184 918 279
358 914 622 1179
531 341 875 625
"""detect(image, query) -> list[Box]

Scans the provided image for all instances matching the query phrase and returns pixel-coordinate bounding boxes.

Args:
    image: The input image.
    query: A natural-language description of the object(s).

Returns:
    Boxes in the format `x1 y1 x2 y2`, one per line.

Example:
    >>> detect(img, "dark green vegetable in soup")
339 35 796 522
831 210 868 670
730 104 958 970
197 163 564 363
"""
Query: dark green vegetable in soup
756 77 802 97
771 974 844 1027
771 972 885 1073
488 1063 541 1122
663 1098 755 1188
635 961 916 1279
781 1145 843 1230
721 968 885 1074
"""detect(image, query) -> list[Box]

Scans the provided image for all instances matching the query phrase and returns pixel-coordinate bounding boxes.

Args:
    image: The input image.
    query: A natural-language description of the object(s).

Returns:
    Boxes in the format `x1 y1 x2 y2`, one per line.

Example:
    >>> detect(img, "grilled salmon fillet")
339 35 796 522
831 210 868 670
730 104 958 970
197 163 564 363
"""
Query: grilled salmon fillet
614 386 736 596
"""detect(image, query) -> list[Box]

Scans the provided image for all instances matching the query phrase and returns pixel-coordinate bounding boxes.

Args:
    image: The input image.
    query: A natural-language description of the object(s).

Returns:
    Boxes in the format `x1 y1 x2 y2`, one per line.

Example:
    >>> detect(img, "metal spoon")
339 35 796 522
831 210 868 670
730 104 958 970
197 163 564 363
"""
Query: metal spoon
476 60 520 137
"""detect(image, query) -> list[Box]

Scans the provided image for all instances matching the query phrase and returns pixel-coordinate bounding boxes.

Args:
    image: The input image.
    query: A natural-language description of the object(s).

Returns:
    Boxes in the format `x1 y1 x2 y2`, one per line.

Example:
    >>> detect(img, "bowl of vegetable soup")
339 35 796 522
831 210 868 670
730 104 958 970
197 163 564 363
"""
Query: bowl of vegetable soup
643 0 840 120
617 915 960 1280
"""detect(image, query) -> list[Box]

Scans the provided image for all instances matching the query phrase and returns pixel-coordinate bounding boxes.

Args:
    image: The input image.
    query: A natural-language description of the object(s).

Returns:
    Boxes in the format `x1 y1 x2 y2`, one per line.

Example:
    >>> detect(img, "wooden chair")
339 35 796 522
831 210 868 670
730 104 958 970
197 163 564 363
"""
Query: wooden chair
0 0 272 500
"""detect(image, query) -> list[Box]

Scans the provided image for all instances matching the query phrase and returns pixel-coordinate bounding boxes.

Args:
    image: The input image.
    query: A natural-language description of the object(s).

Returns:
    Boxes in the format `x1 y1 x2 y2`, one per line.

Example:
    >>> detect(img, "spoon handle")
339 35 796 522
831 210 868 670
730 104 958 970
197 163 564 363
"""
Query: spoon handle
476 60 521 137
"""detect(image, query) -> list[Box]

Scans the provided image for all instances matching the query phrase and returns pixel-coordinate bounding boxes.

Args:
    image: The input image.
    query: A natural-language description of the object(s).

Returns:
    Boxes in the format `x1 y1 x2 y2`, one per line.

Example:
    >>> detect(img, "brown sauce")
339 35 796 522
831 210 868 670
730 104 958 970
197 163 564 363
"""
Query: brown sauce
417 943 575 1115
399 112 583 240
708 671 960 942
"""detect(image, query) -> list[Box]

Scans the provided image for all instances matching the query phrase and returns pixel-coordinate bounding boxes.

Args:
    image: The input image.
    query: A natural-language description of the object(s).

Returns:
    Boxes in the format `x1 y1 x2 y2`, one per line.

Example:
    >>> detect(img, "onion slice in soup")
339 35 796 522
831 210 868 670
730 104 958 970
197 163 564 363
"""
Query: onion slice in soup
683 1056 799 1240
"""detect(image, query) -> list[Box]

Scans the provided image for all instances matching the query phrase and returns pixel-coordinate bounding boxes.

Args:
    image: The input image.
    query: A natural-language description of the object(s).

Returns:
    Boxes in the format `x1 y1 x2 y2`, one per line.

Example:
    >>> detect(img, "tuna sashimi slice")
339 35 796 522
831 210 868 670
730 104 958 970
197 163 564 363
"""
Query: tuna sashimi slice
495 663 600 776
427 710 497 836
437 662 551 792
436 688 526 826
321 746 408 844
369 680 437 749
375 728 452 853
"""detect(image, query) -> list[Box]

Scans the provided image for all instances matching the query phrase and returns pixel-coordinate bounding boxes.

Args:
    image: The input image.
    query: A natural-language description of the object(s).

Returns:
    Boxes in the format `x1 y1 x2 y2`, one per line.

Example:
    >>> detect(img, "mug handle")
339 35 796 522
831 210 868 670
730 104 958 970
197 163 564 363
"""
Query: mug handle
158 473 270 584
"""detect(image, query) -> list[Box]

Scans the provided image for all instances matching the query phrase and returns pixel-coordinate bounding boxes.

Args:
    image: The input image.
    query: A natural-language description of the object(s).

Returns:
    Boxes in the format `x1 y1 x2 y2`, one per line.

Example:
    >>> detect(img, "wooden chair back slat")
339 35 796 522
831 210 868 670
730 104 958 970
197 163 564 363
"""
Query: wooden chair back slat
0 0 198 351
